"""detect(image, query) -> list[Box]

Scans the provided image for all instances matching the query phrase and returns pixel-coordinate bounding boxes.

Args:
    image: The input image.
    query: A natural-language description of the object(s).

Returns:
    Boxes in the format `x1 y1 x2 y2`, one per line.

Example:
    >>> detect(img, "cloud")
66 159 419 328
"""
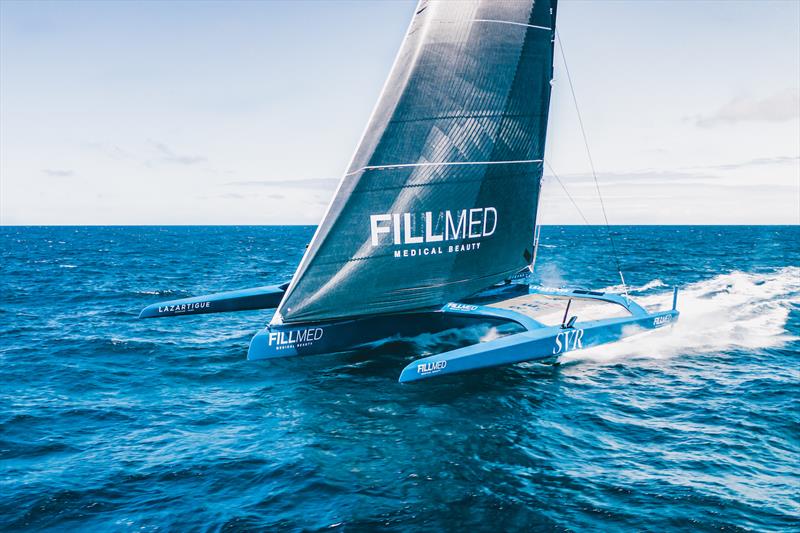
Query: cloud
151 141 206 165
197 192 288 201
86 141 207 168
84 142 137 161
704 155 800 171
42 168 74 177
226 178 339 190
693 88 800 127
545 169 718 186
218 192 244 199
549 156 799 186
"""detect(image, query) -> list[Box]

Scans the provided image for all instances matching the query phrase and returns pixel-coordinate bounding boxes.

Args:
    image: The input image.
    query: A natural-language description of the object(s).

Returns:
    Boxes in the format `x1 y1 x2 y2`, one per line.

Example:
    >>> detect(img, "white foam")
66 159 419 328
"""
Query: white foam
562 267 800 364
602 278 667 294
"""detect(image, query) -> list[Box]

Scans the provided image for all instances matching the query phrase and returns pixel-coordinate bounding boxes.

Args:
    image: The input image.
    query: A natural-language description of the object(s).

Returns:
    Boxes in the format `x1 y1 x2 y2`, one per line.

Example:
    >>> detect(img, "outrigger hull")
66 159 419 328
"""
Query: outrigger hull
138 284 287 319
398 307 677 383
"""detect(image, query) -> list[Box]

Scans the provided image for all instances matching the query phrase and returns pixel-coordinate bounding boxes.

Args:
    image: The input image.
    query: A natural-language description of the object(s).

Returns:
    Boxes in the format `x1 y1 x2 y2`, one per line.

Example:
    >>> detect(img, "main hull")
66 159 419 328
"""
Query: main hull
247 309 520 360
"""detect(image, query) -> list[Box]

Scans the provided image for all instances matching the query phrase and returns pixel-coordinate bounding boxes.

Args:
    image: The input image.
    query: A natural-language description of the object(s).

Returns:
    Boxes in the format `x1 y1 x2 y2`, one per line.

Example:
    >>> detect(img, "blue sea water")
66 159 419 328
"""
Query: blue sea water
1 225 798 531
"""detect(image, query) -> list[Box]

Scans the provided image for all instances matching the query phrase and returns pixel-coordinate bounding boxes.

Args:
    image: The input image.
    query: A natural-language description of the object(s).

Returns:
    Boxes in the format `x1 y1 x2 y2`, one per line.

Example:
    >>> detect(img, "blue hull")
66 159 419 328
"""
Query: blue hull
247 310 521 360
398 308 677 383
139 284 287 318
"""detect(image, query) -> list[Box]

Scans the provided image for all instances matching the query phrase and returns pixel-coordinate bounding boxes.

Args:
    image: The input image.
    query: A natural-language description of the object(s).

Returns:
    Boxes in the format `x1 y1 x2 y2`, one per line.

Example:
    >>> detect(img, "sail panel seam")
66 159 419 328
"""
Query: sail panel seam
387 112 548 125
346 159 542 176
472 19 551 31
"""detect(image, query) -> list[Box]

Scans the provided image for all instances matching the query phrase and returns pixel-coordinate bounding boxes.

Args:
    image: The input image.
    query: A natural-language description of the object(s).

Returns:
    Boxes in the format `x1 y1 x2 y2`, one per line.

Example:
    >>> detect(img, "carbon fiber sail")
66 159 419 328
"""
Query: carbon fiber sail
276 0 558 324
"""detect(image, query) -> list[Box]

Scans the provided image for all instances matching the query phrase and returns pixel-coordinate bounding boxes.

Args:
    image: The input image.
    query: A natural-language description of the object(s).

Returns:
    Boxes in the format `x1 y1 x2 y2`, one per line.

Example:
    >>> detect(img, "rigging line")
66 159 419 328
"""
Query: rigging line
529 162 596 275
555 30 629 299
544 160 593 227
543 162 623 285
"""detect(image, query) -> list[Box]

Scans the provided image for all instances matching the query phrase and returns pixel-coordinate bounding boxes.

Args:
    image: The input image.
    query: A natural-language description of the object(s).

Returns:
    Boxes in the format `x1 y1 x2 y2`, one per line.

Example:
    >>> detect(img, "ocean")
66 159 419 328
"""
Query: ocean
1 225 798 531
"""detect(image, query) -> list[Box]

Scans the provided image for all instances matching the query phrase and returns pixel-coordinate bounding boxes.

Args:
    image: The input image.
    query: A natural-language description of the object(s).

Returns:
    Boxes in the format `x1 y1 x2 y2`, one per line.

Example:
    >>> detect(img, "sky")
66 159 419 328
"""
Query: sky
1 0 798 225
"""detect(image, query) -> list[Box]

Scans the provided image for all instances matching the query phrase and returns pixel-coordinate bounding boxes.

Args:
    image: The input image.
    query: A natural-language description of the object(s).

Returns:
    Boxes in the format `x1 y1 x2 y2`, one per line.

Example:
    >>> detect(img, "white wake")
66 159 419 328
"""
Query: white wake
562 267 800 364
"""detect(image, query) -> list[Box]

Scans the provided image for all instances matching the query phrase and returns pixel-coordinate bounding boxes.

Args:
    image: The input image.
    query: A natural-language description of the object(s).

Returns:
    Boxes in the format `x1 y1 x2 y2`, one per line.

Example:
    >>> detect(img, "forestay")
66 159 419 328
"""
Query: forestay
276 0 558 324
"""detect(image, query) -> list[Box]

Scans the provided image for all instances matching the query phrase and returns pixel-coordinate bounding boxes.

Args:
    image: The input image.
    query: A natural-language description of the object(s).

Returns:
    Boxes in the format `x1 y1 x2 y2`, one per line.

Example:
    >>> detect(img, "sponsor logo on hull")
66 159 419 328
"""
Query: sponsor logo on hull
268 327 324 351
447 303 478 312
417 360 447 375
653 315 672 326
158 301 210 314
370 207 497 259
552 328 584 355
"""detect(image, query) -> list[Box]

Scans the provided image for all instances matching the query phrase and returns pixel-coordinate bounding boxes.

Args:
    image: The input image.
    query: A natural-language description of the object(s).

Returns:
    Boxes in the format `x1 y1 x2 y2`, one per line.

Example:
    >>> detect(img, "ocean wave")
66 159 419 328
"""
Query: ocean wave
2 226 797 531
135 289 175 296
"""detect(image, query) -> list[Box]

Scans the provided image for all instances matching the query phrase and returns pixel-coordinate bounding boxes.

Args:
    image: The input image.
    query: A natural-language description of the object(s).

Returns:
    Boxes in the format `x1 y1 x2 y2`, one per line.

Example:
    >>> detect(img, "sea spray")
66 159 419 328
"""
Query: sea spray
562 266 800 364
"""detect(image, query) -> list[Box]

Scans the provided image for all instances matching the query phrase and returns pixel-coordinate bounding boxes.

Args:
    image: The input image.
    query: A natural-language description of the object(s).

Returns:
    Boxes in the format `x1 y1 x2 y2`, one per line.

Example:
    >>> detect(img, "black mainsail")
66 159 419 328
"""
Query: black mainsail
276 0 558 324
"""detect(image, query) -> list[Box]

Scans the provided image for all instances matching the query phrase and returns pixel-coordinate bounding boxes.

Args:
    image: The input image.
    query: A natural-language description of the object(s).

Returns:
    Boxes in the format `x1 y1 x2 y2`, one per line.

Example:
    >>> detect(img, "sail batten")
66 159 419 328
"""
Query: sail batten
276 0 558 324
347 158 543 176
472 18 552 31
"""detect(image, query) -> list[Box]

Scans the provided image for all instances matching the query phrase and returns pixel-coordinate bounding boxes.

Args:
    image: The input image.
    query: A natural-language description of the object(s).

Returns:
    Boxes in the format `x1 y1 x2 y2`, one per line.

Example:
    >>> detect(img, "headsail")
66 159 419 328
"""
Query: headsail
277 0 558 324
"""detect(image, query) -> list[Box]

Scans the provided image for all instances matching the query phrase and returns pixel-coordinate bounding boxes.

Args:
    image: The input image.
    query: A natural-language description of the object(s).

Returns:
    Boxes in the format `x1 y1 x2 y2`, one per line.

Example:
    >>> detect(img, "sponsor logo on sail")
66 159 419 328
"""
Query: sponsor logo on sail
268 327 324 350
417 360 447 375
369 207 497 259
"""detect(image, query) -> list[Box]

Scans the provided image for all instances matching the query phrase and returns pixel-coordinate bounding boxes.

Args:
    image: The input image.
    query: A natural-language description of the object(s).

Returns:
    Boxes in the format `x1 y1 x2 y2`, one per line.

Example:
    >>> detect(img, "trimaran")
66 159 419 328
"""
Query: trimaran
140 0 679 382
